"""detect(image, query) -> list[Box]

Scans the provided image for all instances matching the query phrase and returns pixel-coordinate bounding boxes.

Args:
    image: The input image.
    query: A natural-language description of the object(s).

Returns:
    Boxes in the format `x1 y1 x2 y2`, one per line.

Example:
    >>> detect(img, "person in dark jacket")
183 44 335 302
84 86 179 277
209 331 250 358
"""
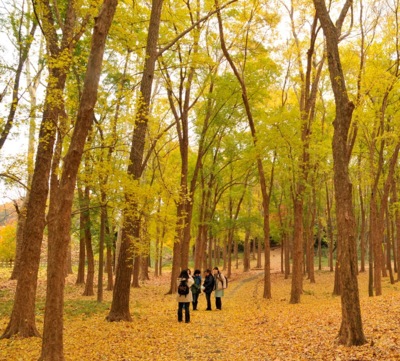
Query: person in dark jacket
177 269 194 323
191 269 202 310
202 269 215 311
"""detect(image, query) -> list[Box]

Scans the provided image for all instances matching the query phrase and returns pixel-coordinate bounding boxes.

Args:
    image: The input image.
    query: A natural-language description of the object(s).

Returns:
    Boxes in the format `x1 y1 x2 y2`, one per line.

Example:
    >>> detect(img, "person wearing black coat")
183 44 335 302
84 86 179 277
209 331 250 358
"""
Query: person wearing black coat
202 269 215 311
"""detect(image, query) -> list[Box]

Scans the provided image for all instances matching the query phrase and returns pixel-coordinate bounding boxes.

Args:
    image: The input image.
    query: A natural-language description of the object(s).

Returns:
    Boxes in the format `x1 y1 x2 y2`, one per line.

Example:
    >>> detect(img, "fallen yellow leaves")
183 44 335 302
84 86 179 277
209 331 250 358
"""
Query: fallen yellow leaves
1 266 400 360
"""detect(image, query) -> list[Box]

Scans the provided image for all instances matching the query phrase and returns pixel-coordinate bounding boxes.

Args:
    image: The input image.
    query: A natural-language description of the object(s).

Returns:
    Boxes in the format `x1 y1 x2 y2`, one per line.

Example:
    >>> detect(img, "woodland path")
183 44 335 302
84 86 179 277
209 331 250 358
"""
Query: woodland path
2 248 400 360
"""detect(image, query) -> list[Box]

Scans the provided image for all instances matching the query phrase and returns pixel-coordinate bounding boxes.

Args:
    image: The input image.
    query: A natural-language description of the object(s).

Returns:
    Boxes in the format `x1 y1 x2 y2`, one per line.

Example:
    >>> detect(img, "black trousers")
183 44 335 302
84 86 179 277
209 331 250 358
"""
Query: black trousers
178 302 190 323
216 297 222 310
192 292 199 310
205 292 212 310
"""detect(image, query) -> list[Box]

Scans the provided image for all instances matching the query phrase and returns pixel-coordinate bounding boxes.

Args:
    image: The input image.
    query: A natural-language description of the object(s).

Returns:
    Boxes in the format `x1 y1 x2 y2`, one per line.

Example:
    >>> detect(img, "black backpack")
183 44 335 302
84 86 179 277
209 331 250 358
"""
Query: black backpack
178 279 189 296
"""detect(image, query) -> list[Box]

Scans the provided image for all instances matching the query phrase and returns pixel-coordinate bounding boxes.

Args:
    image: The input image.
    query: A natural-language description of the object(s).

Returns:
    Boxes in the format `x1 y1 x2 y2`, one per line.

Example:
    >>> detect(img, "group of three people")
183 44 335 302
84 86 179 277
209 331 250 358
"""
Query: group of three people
176 267 227 323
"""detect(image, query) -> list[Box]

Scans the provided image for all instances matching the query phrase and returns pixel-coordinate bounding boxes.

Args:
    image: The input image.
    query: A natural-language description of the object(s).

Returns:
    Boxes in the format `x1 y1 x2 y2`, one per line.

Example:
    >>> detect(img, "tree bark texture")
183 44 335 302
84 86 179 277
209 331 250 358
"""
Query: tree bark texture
10 198 28 280
290 199 304 303
108 0 163 313
39 0 117 358
1 0 82 340
313 0 366 346
1 65 68 340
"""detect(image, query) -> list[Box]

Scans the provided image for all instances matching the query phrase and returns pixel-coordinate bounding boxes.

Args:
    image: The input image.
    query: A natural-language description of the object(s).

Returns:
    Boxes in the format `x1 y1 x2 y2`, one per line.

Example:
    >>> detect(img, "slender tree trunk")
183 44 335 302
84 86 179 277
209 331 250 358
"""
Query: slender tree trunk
1 64 68 341
386 205 395 284
370 195 382 295
317 216 322 271
10 199 28 280
131 255 141 287
243 229 250 272
1 0 83 339
107 0 163 316
97 201 106 302
106 242 113 291
313 0 366 346
359 184 366 273
233 239 237 270
391 218 397 274
284 233 290 279
10 47 41 280
215 0 273 298
76 194 86 284
82 186 94 297
257 237 262 268
326 183 334 272
39 0 117 357
392 178 400 281
290 199 304 303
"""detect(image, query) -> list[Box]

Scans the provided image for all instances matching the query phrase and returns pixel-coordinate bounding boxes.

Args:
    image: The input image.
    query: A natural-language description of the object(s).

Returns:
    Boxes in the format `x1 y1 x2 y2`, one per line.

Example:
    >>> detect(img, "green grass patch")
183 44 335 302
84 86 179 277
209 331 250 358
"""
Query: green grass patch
63 299 111 318
0 299 13 317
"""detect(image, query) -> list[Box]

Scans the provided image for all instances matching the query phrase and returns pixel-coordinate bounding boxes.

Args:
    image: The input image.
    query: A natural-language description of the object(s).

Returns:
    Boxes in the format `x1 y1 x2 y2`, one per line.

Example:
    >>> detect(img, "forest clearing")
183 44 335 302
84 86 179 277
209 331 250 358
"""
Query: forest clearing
1 250 400 361
2 0 400 359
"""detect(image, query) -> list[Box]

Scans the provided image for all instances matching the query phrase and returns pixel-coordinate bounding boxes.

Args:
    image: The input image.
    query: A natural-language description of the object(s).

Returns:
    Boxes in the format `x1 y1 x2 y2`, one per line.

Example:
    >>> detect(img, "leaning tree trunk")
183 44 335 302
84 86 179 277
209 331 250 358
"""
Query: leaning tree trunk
1 65 69 340
39 0 117 359
215 0 273 299
1 0 83 340
313 0 366 346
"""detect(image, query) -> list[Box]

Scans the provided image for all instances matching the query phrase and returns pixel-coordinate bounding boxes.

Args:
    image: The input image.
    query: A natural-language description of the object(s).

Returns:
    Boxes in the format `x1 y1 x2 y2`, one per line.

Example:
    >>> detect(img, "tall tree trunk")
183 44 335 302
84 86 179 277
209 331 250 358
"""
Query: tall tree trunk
359 184 366 273
326 183 334 272
39 0 117 358
76 194 86 285
107 0 163 318
284 233 291 279
317 216 322 271
131 255 141 288
215 0 273 298
257 237 262 269
97 201 107 302
386 205 395 284
1 53 70 342
243 229 250 272
313 0 366 346
392 177 400 281
287 8 323 301
1 0 83 339
82 186 94 297
10 199 28 280
10 42 42 280
370 199 382 295
290 199 304 303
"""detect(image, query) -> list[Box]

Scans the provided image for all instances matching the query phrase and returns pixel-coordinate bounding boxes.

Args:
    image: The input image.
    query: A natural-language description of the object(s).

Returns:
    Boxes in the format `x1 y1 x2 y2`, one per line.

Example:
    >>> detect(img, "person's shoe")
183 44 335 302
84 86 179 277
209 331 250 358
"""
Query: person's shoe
206 308 212 311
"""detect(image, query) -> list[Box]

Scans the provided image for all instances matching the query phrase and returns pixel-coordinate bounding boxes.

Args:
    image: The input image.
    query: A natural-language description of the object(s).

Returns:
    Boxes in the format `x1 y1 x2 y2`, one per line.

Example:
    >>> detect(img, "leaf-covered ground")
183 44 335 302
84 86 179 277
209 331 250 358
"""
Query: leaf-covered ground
1 252 400 360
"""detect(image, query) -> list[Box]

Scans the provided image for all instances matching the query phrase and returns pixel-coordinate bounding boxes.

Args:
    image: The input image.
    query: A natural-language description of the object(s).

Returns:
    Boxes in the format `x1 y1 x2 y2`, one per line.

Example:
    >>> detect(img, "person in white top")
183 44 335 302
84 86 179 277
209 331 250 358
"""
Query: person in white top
213 267 226 310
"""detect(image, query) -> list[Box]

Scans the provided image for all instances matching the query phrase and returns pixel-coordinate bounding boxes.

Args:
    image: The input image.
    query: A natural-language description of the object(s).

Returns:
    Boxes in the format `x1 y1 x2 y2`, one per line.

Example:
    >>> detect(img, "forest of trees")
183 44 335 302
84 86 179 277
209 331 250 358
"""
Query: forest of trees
1 0 400 359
